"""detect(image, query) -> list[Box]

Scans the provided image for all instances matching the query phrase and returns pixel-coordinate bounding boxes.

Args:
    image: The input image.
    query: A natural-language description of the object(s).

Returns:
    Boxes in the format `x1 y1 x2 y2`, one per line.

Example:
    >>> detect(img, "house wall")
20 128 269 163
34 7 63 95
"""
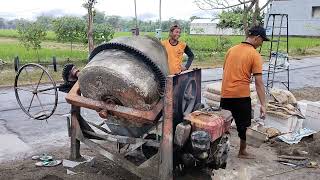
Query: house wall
190 23 243 35
266 0 320 36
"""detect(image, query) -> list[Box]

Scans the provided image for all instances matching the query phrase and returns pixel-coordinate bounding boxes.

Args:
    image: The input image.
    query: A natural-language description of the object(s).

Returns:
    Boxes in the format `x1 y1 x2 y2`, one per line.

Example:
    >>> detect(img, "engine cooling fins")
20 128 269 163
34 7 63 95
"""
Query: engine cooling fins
89 42 166 94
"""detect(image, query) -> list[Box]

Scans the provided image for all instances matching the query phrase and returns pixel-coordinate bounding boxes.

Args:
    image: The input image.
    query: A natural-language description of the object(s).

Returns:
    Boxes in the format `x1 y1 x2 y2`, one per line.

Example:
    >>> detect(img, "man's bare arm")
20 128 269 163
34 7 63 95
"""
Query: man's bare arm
254 74 266 118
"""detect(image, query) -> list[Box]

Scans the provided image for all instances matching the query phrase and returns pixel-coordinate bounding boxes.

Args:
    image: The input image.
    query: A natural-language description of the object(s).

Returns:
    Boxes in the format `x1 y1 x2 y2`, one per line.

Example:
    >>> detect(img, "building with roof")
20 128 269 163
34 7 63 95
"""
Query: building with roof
265 0 320 36
190 19 243 35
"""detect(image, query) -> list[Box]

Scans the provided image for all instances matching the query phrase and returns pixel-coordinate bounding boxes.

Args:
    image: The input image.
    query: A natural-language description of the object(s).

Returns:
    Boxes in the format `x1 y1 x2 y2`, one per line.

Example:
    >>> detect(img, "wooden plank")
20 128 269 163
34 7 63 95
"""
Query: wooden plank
278 155 308 160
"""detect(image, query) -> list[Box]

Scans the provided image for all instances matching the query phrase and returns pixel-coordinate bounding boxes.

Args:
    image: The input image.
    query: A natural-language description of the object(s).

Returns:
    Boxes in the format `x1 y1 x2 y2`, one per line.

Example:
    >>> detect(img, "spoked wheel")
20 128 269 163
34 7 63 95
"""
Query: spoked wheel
181 79 197 116
14 63 58 120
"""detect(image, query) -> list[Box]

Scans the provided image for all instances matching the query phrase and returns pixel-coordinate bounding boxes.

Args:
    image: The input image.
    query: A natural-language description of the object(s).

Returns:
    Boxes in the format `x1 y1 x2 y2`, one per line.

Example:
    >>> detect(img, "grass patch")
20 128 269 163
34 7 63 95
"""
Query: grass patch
0 67 63 87
0 39 87 64
0 29 56 41
1 29 320 65
0 29 156 41
0 59 89 87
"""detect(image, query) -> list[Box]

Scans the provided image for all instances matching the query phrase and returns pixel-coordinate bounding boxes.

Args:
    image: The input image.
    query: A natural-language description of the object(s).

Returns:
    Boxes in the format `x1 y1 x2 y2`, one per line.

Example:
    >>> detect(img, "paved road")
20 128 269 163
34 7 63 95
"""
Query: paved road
0 86 100 162
201 56 320 90
1 57 320 162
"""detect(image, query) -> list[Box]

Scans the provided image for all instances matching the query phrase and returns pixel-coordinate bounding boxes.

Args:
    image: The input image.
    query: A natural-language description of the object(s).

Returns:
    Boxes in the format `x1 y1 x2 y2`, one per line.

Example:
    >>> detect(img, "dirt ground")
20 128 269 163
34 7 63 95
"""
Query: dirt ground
0 145 140 180
1 128 319 180
291 87 320 101
1 87 320 180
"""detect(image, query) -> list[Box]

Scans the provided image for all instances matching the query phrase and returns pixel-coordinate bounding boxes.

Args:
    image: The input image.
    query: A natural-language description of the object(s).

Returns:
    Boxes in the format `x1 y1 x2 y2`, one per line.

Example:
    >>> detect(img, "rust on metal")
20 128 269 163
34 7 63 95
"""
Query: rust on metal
83 130 159 147
159 75 174 180
66 82 163 124
81 137 157 179
68 104 158 178
70 105 82 160
66 69 202 179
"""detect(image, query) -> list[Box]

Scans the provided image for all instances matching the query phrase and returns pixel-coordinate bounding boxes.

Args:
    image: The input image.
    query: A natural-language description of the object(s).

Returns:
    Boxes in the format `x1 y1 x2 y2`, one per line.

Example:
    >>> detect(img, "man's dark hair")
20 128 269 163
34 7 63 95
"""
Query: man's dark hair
248 26 270 41
169 25 181 32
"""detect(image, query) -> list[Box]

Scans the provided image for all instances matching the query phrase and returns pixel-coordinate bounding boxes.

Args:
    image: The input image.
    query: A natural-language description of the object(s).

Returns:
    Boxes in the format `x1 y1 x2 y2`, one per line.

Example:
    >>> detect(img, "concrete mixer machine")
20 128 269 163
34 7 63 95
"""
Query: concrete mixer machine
63 36 232 179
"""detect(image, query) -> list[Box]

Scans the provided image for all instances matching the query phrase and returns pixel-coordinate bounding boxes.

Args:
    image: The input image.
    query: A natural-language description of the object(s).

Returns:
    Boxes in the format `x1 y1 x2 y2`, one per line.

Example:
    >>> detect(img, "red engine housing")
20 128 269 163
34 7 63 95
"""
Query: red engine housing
184 109 232 142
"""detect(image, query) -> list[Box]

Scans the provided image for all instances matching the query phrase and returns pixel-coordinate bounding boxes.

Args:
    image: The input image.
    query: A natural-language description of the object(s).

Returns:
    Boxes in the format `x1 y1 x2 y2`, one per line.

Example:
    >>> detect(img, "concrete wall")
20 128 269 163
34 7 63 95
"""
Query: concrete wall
266 0 320 36
190 23 243 35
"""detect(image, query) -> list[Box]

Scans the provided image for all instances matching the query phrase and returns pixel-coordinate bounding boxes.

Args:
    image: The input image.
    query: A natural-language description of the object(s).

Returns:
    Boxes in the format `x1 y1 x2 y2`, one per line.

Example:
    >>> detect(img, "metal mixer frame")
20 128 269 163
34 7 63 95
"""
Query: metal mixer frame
65 69 201 180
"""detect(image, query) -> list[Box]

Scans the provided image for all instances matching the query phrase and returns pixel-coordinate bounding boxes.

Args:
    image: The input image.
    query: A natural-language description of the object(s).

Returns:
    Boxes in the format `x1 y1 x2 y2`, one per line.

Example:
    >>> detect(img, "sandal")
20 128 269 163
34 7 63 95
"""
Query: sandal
35 159 62 167
32 154 53 161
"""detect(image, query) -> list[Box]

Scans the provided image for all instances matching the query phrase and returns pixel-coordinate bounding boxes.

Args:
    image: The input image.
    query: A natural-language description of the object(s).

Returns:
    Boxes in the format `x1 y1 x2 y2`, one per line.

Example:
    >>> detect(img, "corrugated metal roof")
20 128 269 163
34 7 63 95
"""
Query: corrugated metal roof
190 19 219 24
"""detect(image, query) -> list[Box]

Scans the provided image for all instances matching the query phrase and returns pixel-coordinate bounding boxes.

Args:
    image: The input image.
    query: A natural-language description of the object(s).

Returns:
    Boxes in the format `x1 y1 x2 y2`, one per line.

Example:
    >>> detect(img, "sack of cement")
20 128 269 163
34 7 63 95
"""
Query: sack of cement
250 83 256 92
203 91 221 102
250 91 257 100
270 88 297 105
205 82 256 95
205 99 220 108
251 98 258 107
205 82 222 95
250 91 258 106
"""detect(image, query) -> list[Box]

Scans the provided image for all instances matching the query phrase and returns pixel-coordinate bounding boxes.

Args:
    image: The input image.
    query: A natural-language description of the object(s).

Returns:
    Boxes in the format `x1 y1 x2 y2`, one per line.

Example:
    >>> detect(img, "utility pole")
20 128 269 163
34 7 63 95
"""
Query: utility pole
156 0 162 40
159 0 162 30
134 0 138 28
132 0 139 35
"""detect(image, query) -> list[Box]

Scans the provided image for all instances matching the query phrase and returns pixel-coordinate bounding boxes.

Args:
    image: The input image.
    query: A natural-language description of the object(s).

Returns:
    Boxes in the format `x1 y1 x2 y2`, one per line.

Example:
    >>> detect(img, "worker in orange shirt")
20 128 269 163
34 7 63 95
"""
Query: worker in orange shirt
220 26 267 159
161 25 194 75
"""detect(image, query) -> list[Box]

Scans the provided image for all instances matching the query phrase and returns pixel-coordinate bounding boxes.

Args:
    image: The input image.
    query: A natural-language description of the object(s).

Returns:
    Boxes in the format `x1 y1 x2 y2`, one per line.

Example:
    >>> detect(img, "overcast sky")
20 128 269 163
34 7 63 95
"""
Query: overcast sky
0 0 269 21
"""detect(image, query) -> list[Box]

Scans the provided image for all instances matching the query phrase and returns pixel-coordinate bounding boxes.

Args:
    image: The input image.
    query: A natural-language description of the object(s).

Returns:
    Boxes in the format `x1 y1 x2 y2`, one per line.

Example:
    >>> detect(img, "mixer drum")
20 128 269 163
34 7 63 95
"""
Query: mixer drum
78 36 168 137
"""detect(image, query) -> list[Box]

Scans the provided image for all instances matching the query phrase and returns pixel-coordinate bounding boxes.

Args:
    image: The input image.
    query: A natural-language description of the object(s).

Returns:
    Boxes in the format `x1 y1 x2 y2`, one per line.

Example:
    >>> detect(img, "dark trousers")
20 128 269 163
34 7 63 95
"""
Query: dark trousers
220 97 251 140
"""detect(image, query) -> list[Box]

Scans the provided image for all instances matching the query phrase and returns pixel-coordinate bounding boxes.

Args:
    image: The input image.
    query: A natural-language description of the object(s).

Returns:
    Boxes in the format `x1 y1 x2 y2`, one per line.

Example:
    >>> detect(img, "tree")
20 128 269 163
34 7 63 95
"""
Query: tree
17 21 47 62
194 0 272 35
0 18 5 29
105 15 121 30
83 10 106 24
93 23 115 44
160 18 190 34
190 16 200 21
53 16 86 51
83 0 97 54
217 7 264 30
36 15 55 30
217 9 242 29
7 19 27 29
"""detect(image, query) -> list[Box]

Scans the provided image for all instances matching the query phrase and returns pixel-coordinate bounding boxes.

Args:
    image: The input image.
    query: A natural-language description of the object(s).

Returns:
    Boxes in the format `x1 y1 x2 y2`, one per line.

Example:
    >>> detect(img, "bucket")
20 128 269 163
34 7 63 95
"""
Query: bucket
246 127 268 148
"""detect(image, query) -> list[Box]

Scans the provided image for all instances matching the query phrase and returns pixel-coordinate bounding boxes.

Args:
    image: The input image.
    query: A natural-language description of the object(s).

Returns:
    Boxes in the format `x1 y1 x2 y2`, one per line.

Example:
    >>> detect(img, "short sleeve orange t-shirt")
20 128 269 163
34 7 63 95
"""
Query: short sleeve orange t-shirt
221 42 263 98
161 40 186 75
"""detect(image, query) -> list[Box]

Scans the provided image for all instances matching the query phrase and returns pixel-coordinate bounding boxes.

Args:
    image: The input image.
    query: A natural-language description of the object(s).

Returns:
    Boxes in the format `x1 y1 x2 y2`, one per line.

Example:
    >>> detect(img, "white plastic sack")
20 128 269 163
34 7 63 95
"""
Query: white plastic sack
205 99 220 108
203 91 221 102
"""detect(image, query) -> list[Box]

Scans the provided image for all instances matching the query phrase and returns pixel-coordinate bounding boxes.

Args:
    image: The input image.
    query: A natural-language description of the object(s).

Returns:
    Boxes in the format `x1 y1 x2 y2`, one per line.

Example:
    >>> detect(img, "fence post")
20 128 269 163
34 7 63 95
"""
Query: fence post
52 56 57 72
14 56 19 72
